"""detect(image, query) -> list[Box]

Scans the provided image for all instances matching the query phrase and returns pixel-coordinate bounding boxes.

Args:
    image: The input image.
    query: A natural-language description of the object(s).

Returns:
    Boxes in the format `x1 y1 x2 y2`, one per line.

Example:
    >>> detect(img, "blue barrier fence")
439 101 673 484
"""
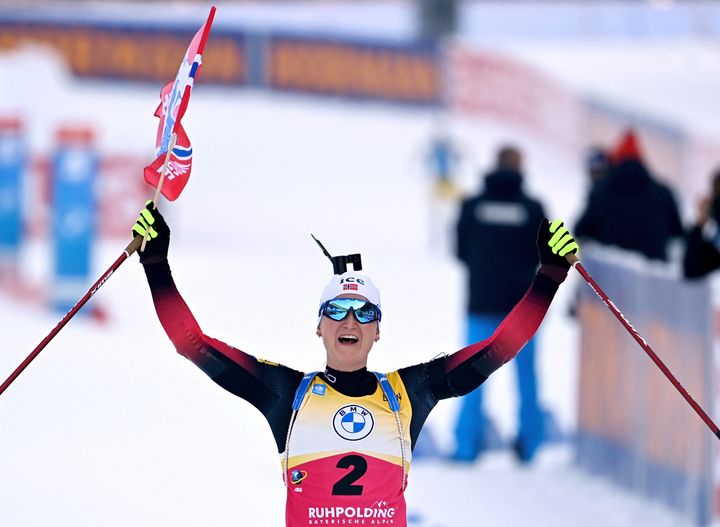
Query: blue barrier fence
576 250 715 525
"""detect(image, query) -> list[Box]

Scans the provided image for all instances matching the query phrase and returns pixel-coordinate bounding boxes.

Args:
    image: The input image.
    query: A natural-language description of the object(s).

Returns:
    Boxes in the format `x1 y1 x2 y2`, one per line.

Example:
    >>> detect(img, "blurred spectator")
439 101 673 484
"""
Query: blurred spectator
575 129 684 261
585 146 610 186
567 145 611 318
452 145 549 463
426 127 461 198
418 0 458 43
683 170 720 278
423 120 463 254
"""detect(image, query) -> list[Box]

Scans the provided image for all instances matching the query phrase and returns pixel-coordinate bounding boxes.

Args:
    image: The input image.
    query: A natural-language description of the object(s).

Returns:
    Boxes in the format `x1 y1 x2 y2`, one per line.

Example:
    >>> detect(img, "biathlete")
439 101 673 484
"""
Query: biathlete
132 202 579 527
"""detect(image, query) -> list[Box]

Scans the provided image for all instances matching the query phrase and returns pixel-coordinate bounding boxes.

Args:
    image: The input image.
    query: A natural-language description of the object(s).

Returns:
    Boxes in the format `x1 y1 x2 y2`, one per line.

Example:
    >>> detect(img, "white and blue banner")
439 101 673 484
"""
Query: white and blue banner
51 131 98 312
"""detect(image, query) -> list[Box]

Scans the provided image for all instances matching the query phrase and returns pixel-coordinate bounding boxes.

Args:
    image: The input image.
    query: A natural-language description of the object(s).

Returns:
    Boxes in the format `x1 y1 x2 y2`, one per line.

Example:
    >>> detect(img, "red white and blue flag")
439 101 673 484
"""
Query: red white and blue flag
144 6 216 201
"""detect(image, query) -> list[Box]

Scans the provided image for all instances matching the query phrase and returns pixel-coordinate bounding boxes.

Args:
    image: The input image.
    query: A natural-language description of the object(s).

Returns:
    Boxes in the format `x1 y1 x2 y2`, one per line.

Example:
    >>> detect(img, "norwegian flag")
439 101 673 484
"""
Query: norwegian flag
143 6 216 201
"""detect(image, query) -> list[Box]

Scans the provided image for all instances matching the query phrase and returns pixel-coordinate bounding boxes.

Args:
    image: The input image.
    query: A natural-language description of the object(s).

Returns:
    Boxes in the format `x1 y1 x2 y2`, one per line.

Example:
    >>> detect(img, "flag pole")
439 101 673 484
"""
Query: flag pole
140 132 177 252
1 7 216 400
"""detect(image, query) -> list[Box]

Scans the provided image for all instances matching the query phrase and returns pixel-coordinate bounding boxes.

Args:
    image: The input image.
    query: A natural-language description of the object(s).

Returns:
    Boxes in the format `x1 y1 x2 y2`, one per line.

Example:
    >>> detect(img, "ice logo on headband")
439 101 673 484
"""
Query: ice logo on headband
341 277 365 291
319 272 381 311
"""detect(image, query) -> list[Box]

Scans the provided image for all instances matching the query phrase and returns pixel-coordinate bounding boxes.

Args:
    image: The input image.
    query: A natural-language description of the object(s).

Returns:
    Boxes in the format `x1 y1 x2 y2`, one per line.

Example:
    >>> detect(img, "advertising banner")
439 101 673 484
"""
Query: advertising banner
576 250 714 525
0 117 26 267
51 126 98 312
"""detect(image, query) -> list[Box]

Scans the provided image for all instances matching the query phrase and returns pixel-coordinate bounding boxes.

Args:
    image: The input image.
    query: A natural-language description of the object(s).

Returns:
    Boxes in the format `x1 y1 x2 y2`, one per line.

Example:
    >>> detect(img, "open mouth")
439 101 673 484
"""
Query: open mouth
338 335 359 345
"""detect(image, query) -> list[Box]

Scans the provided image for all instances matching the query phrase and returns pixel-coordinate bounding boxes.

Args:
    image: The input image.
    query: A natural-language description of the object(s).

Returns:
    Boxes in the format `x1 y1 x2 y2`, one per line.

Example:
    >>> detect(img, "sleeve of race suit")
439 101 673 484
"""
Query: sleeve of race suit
441 266 563 396
396 267 563 447
142 259 304 452
401 266 563 400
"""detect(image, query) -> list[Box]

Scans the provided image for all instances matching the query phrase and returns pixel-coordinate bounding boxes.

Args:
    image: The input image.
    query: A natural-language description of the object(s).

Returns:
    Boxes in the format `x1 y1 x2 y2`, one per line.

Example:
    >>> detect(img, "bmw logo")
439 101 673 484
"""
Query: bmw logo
332 405 374 441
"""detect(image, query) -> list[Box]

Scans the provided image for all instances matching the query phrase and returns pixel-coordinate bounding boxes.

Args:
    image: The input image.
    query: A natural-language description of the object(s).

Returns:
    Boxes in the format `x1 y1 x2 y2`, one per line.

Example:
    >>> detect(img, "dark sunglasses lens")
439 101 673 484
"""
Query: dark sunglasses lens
324 303 349 321
322 299 380 324
355 305 379 323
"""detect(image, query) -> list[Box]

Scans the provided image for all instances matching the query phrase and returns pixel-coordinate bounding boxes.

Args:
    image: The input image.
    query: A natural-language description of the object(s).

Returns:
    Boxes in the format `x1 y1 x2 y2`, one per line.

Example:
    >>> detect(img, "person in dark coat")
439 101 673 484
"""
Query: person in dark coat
683 170 720 278
575 130 684 261
452 145 549 463
585 146 610 187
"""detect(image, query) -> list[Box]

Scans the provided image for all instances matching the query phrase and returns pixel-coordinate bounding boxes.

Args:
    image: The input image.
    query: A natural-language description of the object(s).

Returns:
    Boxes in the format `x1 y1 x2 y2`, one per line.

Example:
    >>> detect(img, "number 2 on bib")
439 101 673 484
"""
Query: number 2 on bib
331 455 367 496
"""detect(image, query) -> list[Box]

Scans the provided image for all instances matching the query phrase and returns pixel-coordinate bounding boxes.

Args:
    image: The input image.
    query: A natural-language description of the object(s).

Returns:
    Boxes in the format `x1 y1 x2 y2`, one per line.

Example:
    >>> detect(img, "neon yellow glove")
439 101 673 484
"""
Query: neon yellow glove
132 200 158 239
537 218 579 269
131 200 170 263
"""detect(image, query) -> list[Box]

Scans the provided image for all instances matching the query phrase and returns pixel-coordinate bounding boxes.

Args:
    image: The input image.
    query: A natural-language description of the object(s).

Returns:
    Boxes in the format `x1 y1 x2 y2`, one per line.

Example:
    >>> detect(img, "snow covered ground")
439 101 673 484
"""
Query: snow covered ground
2 3 718 524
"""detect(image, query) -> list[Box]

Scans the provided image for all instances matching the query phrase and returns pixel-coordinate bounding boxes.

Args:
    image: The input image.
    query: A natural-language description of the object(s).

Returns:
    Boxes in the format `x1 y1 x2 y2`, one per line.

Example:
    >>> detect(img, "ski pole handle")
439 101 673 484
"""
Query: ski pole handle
126 234 143 256
565 252 580 266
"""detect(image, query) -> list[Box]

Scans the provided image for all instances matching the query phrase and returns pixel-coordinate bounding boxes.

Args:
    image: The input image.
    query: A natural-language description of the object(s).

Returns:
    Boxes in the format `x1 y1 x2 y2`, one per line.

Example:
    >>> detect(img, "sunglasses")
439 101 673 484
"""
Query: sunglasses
319 298 382 324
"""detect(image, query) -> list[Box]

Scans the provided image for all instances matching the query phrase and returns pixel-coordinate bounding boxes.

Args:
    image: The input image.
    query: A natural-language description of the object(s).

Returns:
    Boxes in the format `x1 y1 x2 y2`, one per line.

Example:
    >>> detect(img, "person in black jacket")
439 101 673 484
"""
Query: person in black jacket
575 130 684 261
452 145 549 463
684 170 720 278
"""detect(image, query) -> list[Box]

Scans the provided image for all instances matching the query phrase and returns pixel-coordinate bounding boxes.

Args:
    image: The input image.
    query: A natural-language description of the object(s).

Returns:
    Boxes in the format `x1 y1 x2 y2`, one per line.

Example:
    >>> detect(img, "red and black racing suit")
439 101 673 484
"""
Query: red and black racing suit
143 260 566 456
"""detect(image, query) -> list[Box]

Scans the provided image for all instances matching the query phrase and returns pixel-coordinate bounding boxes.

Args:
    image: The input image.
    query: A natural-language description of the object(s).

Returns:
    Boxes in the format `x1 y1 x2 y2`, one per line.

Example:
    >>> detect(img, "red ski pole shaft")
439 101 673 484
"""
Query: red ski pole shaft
0 236 143 397
567 252 720 440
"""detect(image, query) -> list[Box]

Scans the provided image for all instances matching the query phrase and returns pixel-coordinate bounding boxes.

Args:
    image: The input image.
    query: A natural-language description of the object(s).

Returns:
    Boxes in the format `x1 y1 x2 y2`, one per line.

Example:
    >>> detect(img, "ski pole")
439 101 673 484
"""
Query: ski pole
0 235 144 397
567 252 720 440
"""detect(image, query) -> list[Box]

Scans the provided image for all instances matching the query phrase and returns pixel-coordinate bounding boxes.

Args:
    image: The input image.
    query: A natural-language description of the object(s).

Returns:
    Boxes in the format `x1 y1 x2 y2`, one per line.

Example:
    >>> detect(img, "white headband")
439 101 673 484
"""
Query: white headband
318 272 381 322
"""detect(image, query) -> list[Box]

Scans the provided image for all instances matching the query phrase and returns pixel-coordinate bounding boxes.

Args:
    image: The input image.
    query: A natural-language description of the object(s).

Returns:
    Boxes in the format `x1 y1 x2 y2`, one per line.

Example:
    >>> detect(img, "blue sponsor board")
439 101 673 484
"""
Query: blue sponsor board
51 130 98 312
0 120 26 263
576 251 713 525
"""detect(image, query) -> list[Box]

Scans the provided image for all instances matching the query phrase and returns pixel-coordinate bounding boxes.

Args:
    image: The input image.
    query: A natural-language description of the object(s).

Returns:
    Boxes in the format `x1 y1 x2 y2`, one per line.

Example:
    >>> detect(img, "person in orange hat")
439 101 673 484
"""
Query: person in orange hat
574 129 684 261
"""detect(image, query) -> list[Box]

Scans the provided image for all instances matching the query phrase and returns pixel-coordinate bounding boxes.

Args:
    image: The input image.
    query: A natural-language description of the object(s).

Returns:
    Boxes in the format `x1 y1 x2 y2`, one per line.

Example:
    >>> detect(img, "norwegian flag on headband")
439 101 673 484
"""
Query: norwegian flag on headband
143 6 216 201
